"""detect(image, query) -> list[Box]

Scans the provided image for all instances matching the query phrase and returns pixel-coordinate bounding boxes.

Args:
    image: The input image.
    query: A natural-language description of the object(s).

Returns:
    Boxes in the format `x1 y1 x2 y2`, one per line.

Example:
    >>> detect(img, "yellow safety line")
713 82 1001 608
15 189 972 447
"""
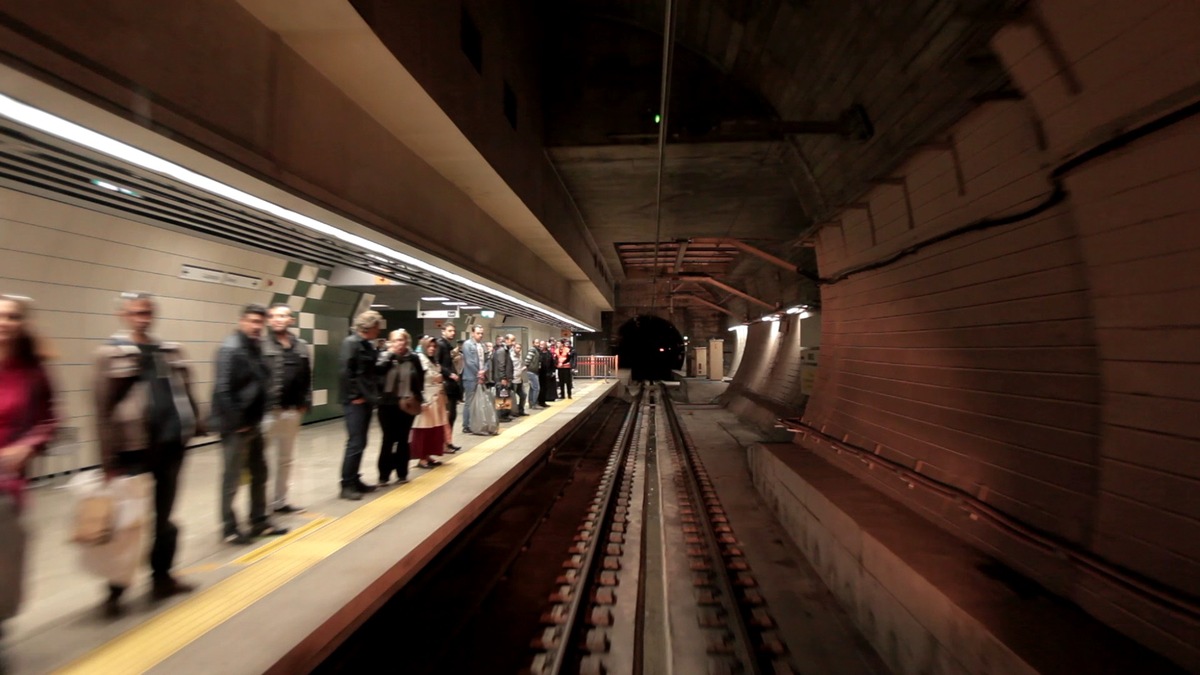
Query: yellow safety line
53 383 601 675
232 516 334 566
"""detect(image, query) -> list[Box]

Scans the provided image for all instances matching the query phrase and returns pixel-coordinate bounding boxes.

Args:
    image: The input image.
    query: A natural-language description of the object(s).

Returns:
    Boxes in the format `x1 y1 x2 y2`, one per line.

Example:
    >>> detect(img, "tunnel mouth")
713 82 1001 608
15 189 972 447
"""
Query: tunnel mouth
616 314 685 381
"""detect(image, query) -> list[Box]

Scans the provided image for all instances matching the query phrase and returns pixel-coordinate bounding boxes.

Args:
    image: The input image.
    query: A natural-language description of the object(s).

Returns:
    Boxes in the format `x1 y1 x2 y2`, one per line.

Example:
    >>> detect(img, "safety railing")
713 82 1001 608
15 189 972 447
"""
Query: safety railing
574 355 619 379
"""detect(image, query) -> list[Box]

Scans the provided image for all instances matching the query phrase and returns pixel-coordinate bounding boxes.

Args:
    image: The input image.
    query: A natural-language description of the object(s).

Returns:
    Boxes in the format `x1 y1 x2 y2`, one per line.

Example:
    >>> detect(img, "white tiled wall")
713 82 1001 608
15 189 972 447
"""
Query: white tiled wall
1 188 292 473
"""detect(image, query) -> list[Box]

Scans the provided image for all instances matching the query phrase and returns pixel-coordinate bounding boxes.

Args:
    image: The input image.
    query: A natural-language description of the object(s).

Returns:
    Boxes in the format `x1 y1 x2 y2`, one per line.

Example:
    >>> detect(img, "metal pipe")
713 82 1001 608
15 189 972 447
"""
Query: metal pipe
682 275 775 310
674 294 738 317
649 0 678 311
690 237 799 274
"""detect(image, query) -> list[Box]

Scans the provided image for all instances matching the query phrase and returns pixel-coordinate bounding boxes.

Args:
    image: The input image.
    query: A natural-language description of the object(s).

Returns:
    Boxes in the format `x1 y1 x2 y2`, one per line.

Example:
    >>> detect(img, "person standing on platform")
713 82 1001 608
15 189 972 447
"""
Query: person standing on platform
510 338 527 417
338 310 385 500
261 303 312 515
411 337 448 468
434 323 462 453
460 324 487 435
94 292 202 615
556 339 575 400
214 304 288 545
539 339 557 405
0 295 55 639
490 335 514 423
375 329 421 487
523 338 542 410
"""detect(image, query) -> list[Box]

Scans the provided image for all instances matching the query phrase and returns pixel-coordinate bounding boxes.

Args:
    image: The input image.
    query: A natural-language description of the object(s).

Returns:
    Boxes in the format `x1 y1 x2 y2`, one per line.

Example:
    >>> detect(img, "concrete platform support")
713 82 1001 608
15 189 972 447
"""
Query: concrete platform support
748 443 1184 675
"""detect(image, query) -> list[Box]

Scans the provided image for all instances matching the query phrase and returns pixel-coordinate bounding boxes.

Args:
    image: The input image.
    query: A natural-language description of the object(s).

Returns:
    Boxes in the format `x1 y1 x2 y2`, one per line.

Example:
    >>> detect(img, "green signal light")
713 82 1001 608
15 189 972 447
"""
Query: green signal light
654 114 661 124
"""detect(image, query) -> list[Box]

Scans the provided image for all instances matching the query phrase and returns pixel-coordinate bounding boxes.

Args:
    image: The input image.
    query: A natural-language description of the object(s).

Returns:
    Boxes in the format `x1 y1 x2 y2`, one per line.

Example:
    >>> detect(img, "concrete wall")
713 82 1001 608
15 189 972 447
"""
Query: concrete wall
732 1 1200 667
0 188 362 476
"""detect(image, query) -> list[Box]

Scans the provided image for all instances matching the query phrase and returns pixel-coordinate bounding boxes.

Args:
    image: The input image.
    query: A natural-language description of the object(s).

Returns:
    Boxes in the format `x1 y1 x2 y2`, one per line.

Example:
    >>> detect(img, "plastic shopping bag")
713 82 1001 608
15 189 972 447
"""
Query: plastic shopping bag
66 471 152 587
470 382 499 435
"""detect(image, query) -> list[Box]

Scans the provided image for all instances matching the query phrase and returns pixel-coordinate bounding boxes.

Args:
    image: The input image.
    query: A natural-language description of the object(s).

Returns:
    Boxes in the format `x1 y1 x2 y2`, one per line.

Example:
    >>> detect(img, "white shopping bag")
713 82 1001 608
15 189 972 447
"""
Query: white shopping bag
66 471 151 587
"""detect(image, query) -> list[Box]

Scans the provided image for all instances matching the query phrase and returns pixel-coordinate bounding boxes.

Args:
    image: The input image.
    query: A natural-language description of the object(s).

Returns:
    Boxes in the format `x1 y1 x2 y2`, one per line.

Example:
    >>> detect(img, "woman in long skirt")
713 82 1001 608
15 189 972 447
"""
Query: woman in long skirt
411 337 449 469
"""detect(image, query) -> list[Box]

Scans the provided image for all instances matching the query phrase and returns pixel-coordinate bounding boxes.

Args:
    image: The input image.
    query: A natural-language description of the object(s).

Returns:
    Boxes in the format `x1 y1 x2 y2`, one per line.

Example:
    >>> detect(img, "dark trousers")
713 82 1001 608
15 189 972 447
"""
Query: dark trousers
221 429 267 534
514 381 526 415
341 401 373 487
114 446 183 581
445 380 460 434
557 367 573 398
540 372 555 404
377 404 415 482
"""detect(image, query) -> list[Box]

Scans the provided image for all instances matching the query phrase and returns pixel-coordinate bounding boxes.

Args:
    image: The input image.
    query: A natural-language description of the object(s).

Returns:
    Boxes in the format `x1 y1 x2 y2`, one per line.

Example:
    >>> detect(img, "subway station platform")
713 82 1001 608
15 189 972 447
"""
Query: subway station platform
6 381 614 675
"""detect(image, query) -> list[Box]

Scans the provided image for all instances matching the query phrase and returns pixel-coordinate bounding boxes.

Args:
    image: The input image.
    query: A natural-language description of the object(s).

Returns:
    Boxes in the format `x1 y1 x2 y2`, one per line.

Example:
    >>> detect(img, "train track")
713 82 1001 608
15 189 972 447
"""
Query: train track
529 383 795 675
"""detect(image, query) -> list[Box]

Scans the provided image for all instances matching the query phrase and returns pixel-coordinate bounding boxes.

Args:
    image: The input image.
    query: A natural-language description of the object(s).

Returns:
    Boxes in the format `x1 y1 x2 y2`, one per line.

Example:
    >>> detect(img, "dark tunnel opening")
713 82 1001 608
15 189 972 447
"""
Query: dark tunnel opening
616 315 685 381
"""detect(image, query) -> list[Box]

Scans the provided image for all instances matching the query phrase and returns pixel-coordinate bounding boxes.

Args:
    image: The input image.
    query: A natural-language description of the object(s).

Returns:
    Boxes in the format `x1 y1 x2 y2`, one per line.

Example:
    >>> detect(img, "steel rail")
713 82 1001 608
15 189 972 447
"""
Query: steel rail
532 384 647 675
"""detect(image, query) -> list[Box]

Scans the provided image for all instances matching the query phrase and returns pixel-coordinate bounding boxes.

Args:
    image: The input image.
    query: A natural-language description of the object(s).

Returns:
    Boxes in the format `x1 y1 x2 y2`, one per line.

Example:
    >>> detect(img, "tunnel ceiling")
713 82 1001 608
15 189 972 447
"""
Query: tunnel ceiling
541 0 1022 304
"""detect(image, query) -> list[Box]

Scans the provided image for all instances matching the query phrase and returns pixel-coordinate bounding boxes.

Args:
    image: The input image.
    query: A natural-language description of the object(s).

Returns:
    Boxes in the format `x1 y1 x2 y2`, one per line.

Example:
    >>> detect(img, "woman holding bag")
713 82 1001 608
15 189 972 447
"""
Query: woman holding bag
0 295 56 638
411 337 449 469
376 330 422 486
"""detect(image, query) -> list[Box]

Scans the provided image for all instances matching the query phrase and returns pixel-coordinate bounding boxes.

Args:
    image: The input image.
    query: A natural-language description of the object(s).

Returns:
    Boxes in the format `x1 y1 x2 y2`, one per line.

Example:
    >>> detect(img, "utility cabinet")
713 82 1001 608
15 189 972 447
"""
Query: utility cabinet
707 338 724 380
691 346 708 377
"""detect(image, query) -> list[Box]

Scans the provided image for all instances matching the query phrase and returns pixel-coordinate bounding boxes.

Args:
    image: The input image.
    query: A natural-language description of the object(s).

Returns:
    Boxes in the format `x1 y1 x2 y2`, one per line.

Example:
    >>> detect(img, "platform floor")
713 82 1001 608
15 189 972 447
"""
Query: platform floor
4 381 611 675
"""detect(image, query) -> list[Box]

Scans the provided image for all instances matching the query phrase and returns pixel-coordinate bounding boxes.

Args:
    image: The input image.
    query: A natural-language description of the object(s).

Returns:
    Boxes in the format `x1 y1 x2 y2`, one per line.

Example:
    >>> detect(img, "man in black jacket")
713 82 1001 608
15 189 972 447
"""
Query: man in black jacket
434 323 462 452
214 304 287 545
539 340 557 405
490 335 515 422
338 310 384 500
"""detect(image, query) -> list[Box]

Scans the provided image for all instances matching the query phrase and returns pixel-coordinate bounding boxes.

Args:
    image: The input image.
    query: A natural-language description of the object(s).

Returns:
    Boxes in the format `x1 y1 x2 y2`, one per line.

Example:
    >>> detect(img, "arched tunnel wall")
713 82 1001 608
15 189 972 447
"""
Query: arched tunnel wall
727 2 1200 666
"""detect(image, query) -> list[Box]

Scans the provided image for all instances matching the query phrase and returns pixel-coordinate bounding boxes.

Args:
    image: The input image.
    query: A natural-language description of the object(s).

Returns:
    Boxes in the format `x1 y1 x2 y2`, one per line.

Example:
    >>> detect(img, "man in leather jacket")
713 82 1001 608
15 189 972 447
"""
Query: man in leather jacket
213 304 287 544
434 323 462 452
338 310 384 499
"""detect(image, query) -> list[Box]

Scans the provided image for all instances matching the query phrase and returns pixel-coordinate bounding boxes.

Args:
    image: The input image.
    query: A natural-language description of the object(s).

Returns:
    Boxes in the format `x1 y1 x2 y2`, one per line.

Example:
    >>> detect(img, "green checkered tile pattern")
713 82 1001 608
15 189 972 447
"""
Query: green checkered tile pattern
270 264 362 422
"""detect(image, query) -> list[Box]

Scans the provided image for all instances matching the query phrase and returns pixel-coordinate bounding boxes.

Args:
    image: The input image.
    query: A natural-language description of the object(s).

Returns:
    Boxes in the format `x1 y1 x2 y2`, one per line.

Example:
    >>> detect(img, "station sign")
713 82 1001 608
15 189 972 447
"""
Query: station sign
417 308 460 319
179 264 262 289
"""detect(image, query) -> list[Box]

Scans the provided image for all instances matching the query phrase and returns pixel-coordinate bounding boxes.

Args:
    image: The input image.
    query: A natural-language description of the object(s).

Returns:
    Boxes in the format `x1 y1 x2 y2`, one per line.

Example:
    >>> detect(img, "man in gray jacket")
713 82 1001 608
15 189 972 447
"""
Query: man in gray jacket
460 324 487 434
261 303 312 514
490 335 515 422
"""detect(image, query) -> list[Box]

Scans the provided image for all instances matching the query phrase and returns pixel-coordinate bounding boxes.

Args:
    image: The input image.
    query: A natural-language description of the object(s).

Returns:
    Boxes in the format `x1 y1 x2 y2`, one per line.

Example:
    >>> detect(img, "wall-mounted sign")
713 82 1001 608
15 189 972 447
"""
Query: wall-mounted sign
417 308 460 319
180 264 262 289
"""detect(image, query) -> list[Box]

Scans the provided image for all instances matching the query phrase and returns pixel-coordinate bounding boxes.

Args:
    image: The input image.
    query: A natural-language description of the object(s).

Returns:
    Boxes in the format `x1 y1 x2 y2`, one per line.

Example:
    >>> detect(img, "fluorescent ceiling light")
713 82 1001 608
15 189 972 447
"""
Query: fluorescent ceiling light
761 314 781 322
0 93 596 331
370 304 389 308
443 301 467 306
460 305 481 309
420 296 449 302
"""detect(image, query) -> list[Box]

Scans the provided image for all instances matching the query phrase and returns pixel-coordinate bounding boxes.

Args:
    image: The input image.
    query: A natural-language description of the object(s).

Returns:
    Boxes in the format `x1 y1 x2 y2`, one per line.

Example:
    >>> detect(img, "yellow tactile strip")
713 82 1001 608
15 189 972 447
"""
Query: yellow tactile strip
53 384 601 675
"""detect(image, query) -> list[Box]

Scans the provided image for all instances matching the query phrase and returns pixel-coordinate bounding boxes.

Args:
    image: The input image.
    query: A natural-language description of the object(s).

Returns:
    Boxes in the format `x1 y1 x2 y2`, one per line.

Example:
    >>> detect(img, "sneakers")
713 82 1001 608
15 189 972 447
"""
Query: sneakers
152 576 197 601
274 504 305 514
340 486 363 501
223 530 252 545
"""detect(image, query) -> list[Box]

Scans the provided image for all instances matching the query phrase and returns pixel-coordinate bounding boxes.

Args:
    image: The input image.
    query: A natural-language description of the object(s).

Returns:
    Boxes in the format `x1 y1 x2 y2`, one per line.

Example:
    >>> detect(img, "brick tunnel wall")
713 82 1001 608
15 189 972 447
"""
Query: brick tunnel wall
731 0 1200 666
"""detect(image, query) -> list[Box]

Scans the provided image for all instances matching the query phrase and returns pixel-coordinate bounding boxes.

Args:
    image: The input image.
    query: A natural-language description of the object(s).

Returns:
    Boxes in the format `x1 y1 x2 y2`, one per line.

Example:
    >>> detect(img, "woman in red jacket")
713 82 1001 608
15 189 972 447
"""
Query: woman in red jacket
0 295 56 639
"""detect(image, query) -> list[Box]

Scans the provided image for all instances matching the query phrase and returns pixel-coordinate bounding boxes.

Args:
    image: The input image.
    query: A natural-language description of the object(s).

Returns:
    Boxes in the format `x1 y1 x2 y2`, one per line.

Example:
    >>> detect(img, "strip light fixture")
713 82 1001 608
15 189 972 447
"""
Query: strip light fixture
0 93 597 331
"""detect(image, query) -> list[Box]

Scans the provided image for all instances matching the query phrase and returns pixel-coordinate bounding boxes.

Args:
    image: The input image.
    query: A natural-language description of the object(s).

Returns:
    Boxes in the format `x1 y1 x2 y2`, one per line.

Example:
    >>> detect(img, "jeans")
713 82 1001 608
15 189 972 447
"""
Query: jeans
461 379 478 432
445 379 460 435
221 430 267 535
114 447 184 580
341 401 373 488
265 409 302 509
526 371 540 408
378 404 415 482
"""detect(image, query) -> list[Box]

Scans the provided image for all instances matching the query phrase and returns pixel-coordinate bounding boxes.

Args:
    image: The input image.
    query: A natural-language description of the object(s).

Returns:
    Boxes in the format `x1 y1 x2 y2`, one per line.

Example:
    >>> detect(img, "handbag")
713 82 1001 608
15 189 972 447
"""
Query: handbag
399 396 422 416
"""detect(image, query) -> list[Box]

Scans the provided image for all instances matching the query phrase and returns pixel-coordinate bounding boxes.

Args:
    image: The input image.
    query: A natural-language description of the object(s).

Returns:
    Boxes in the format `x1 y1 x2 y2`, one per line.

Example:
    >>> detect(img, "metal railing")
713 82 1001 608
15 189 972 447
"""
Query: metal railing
574 355 619 379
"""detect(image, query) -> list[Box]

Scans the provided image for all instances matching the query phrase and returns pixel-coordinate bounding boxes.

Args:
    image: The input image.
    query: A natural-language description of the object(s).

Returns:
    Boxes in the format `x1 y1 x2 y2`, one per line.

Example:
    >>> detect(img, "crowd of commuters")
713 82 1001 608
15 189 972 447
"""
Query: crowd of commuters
0 297 579 637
